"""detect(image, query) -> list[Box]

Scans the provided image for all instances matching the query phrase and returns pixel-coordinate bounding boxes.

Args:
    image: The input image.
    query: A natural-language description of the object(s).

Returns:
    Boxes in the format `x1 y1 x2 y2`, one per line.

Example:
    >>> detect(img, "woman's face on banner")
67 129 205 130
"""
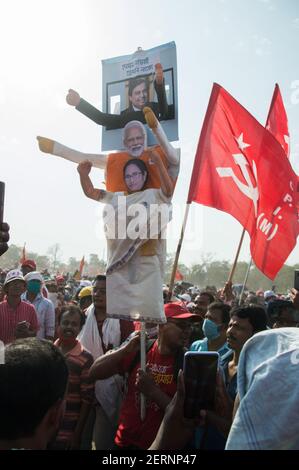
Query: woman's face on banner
124 163 147 192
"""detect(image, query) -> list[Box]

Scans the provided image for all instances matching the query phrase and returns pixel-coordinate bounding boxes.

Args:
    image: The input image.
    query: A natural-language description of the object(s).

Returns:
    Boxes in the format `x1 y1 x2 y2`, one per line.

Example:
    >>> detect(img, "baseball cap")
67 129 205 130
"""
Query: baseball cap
264 290 276 300
4 269 25 286
164 302 197 319
21 259 36 270
24 271 43 283
78 286 92 299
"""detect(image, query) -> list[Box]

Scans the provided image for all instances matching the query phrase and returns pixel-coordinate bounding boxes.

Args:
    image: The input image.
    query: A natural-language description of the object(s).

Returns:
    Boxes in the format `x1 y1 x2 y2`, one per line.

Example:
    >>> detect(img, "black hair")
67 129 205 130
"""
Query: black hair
0 338 68 440
208 301 231 325
59 304 86 328
230 305 268 333
93 274 106 283
198 291 215 304
128 77 148 97
267 300 296 326
123 158 148 189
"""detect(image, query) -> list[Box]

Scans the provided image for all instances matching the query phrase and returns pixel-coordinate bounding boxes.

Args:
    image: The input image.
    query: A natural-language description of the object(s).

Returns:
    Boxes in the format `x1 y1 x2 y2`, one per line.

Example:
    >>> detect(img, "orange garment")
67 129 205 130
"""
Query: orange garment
105 146 169 192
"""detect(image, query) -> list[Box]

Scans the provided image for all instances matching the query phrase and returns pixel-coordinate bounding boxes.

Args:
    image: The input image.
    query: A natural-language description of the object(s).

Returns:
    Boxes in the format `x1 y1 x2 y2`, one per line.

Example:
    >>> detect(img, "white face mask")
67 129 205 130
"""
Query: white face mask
48 293 58 308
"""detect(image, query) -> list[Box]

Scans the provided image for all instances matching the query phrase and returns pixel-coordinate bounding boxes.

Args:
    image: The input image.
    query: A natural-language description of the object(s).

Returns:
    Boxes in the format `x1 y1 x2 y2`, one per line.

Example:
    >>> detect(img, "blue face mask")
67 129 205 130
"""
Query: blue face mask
202 318 222 340
27 280 41 295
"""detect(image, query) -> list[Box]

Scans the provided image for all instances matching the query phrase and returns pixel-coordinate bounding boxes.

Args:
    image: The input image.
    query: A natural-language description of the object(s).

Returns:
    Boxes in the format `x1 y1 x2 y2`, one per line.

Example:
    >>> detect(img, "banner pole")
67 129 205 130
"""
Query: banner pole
168 203 191 300
227 228 246 284
238 258 253 305
140 321 146 421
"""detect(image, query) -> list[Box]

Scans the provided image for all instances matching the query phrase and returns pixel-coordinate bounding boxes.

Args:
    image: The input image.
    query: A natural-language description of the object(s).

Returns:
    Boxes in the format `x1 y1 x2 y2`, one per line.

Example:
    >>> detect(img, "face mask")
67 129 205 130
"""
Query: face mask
202 318 222 341
27 280 41 295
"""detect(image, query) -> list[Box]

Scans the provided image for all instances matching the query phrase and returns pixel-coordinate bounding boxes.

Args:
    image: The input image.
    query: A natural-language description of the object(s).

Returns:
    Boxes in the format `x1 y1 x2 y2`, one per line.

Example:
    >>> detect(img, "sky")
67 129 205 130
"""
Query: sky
1 0 299 269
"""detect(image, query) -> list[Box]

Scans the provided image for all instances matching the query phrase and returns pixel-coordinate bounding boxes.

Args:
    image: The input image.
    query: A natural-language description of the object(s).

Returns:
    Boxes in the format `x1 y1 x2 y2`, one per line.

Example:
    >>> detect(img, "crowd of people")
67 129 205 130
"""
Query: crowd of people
1 255 299 450
1 65 298 451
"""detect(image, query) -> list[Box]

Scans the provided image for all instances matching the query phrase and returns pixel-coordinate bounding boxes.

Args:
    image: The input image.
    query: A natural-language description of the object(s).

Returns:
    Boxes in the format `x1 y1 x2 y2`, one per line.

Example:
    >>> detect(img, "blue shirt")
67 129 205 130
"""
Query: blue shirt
190 337 231 358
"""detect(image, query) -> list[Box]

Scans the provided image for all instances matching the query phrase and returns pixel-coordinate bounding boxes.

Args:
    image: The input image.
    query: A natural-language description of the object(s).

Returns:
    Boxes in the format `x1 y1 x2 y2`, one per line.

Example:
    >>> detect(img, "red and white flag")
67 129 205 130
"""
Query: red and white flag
188 84 299 280
266 84 290 158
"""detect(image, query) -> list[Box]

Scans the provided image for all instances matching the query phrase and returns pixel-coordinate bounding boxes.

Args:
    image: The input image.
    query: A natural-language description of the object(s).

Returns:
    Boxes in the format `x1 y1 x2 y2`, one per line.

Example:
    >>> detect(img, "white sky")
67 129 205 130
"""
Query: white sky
1 0 298 267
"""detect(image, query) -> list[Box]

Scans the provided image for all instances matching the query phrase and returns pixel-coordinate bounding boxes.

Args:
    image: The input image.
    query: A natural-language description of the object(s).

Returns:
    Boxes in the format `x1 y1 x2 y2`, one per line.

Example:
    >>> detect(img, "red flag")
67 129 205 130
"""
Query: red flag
175 269 184 281
266 84 290 158
79 256 85 277
20 243 26 264
188 84 299 280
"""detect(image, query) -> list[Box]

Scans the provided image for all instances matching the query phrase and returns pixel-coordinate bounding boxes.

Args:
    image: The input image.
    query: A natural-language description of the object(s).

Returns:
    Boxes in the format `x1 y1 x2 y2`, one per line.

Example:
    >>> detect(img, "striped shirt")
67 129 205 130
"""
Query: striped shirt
54 339 94 444
22 293 55 339
0 300 38 345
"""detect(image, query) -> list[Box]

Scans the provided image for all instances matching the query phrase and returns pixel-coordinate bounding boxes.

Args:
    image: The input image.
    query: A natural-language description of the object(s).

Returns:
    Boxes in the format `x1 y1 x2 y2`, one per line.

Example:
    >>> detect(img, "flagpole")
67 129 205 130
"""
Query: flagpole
168 203 191 300
140 321 146 421
227 228 246 284
238 258 253 305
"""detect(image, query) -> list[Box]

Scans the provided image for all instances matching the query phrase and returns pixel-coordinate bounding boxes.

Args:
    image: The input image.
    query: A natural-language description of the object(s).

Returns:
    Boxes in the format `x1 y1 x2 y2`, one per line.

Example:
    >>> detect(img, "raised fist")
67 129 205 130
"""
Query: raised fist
143 106 158 129
66 89 81 107
154 63 164 86
77 160 92 176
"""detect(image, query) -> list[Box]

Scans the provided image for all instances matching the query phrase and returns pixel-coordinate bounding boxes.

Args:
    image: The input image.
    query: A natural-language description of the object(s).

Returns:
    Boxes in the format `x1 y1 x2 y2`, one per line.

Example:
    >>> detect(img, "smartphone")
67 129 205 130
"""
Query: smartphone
183 351 219 419
0 181 4 225
295 270 299 291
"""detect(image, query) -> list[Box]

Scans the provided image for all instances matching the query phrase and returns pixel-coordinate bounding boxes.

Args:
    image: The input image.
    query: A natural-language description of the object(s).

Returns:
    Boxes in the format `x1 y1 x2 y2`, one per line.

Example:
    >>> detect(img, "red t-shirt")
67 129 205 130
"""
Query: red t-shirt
115 341 177 449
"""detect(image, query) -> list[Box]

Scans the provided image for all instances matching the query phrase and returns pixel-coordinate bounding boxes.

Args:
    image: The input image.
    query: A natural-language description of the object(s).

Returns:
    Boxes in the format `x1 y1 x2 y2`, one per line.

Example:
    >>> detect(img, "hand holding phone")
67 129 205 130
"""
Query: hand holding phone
183 351 219 419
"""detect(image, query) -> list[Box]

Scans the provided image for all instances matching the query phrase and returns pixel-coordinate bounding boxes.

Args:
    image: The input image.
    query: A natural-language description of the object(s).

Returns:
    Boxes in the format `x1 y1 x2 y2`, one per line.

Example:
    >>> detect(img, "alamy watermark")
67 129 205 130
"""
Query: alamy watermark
93 197 205 251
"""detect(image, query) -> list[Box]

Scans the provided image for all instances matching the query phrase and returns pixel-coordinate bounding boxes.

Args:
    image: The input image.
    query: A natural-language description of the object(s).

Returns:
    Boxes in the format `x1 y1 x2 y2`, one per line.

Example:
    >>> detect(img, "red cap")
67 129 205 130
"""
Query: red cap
56 275 65 283
164 302 197 319
21 259 36 270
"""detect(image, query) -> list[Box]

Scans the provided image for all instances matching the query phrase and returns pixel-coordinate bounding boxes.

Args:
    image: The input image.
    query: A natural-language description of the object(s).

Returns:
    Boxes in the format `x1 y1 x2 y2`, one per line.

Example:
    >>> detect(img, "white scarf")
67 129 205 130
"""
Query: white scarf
77 305 123 423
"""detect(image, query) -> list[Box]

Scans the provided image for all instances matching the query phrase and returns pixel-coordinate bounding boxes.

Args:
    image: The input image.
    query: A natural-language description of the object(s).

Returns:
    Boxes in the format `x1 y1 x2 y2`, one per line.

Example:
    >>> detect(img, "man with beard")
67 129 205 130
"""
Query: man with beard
0 338 68 450
222 305 268 402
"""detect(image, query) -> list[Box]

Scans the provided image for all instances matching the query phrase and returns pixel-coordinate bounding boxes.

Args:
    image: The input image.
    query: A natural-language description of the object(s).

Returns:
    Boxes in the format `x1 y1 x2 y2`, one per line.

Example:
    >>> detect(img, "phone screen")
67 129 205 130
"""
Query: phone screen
0 181 4 224
183 351 219 419
294 270 299 291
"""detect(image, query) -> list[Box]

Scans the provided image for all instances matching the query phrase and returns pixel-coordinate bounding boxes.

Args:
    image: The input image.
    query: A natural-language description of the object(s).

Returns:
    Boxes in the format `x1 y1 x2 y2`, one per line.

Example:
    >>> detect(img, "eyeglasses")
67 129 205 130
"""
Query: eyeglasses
125 171 143 181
